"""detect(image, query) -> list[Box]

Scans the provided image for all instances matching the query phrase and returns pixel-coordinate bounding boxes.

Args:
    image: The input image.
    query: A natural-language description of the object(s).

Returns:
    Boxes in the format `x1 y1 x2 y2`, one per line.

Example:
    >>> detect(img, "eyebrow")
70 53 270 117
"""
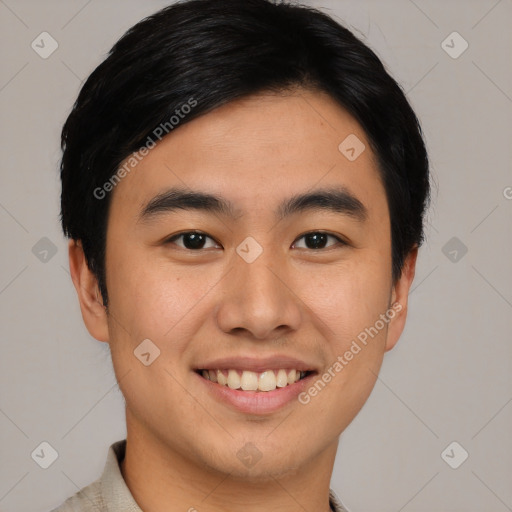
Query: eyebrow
137 185 368 224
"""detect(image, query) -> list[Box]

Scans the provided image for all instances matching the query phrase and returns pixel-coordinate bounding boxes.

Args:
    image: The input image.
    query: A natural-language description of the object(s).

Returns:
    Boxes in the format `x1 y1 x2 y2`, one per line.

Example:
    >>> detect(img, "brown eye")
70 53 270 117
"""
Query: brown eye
293 232 345 250
166 232 219 250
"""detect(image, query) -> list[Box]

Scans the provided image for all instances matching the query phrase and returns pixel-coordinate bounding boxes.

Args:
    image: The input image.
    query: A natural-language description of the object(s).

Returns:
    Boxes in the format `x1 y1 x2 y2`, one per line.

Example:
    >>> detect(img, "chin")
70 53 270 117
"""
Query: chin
202 450 302 482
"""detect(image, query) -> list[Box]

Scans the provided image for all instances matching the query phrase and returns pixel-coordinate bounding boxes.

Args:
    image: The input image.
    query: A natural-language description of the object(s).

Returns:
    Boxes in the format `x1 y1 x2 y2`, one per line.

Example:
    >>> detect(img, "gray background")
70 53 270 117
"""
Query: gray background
0 0 511 510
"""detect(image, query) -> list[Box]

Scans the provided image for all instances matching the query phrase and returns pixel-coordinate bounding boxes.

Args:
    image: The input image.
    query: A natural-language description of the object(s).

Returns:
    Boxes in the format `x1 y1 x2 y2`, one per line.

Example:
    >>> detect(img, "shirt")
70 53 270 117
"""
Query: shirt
51 440 349 512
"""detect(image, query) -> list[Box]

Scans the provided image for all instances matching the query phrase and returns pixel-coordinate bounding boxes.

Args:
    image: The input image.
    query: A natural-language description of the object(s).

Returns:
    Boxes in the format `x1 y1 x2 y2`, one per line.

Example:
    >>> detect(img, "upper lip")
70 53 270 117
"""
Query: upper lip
195 355 318 373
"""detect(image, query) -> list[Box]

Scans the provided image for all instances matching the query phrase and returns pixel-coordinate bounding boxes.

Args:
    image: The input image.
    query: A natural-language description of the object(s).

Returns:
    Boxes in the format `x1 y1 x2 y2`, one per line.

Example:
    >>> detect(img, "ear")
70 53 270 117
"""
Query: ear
385 246 418 352
68 240 109 342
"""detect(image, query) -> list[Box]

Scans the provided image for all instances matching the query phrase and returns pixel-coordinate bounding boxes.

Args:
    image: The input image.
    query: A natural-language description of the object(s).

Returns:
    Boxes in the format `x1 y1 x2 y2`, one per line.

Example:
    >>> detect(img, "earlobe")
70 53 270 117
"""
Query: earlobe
68 240 110 342
385 246 418 352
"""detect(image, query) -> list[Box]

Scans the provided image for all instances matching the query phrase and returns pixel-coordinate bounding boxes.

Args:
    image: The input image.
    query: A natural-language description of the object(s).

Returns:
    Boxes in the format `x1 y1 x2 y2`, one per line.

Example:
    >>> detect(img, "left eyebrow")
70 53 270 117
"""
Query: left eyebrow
137 185 368 223
276 186 368 223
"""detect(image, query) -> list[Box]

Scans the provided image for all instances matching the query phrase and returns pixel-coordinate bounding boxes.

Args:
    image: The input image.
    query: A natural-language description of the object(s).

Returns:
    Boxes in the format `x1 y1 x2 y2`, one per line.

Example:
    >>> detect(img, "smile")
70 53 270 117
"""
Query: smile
196 368 313 392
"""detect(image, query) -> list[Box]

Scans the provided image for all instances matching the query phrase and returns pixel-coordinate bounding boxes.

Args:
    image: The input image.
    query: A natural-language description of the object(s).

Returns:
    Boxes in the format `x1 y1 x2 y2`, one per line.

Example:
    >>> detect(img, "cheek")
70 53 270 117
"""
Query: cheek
312 255 392 416
105 245 223 360
297 255 392 344
107 248 175 325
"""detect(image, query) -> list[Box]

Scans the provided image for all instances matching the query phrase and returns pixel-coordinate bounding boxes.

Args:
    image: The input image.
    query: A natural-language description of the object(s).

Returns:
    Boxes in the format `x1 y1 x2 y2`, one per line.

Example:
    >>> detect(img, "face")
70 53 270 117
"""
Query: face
71 89 416 481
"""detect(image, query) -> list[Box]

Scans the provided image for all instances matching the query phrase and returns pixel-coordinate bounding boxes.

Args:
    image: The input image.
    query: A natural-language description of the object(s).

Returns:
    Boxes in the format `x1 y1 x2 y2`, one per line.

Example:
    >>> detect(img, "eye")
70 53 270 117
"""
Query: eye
292 231 346 250
165 231 220 250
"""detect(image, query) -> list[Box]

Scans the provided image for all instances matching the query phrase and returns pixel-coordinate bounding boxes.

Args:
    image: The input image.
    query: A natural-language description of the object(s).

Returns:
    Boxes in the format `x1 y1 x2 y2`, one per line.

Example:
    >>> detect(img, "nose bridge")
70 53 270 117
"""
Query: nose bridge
215 242 302 339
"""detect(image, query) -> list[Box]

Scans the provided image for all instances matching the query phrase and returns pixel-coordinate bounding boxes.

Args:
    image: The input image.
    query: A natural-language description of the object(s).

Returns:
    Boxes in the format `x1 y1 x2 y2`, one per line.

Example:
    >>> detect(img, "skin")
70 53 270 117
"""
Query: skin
69 88 417 512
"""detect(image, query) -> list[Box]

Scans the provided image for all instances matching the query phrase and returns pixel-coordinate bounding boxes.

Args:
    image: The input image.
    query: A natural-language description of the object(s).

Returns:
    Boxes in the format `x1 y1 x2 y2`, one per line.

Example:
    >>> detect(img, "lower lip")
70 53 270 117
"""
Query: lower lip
194 371 316 415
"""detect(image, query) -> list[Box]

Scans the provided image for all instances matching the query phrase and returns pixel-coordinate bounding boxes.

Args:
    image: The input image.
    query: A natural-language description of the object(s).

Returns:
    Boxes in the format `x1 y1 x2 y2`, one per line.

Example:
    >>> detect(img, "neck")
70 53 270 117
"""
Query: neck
121 414 338 512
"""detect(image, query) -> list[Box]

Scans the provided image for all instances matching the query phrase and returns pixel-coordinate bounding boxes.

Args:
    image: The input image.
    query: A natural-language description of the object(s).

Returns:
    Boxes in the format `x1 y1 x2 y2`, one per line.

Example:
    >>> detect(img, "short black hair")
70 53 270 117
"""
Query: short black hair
60 0 430 307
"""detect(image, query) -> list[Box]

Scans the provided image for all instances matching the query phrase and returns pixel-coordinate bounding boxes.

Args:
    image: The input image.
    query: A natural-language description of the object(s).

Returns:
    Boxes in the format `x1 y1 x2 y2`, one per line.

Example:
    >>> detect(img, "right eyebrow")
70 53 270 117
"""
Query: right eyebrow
137 185 368 224
137 187 240 223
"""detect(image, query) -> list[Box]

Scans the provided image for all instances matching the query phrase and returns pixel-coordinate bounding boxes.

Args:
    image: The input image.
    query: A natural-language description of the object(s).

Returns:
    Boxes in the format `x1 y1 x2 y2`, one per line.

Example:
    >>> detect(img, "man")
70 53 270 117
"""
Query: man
54 0 430 510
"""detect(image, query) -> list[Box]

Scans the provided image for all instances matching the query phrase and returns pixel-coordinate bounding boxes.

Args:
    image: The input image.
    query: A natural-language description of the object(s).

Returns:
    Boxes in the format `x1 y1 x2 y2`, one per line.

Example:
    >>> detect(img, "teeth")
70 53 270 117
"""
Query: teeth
227 369 241 389
240 371 259 391
217 370 228 386
200 368 309 392
276 369 288 388
258 370 276 391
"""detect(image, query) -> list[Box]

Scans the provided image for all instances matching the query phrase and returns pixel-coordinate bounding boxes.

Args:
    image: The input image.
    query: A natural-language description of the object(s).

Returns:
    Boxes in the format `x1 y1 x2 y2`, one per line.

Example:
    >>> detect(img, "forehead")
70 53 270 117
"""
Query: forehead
109 89 386 222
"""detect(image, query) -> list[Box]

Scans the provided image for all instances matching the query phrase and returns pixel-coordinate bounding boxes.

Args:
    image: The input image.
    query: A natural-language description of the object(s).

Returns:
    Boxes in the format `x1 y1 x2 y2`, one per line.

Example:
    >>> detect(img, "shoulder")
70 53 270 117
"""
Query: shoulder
49 440 130 512
49 477 104 511
329 488 351 512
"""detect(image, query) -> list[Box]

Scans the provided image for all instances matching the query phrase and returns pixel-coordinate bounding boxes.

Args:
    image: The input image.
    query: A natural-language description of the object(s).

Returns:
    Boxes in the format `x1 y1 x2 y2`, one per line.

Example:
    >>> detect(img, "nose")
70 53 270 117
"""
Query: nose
215 248 302 340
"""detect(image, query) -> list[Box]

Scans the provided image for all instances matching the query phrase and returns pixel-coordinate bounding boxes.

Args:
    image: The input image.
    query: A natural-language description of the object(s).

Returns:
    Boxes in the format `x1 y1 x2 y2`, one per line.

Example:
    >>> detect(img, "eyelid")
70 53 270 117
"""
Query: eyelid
164 230 348 250
165 231 221 249
292 231 347 249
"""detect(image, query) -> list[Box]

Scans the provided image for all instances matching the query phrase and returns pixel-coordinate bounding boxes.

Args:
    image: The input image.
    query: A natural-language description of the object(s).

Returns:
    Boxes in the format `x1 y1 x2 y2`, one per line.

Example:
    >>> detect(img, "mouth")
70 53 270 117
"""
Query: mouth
193 355 320 414
194 368 316 392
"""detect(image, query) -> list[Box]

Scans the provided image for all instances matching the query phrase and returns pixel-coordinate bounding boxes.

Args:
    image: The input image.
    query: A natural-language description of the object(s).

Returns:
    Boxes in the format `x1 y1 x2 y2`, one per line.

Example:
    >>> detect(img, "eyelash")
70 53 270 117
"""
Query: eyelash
165 231 347 251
